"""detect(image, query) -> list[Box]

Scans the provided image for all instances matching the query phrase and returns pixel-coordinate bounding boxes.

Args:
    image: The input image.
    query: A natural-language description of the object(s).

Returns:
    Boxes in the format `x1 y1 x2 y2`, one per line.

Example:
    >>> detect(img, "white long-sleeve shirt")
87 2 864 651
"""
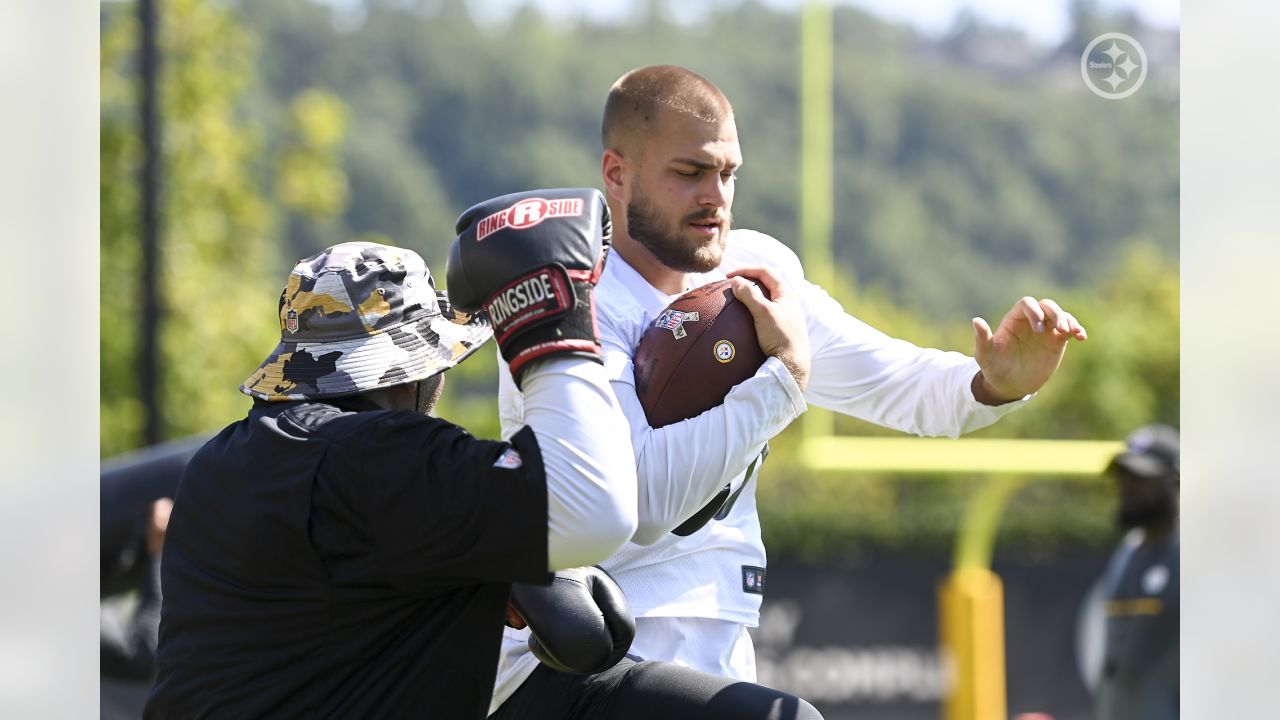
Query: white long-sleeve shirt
490 229 1030 710
522 357 638 570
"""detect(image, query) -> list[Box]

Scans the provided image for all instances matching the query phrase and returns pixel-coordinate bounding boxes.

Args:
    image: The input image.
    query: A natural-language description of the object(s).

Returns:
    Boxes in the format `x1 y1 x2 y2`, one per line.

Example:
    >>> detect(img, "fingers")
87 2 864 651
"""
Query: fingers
726 266 785 300
730 276 772 318
1038 298 1088 341
972 316 994 344
1014 296 1046 333
730 275 811 390
1038 299 1069 334
972 317 995 363
1009 297 1087 341
505 601 528 630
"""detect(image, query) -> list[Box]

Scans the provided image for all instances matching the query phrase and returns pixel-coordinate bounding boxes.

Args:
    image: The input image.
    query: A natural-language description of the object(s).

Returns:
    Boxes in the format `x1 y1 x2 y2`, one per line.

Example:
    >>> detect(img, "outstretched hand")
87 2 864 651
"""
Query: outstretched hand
971 297 1087 405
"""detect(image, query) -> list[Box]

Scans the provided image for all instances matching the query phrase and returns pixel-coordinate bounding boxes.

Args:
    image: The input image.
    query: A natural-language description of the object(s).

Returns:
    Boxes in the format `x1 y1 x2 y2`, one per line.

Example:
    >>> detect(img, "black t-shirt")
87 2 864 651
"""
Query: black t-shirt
1099 531 1179 720
145 399 550 719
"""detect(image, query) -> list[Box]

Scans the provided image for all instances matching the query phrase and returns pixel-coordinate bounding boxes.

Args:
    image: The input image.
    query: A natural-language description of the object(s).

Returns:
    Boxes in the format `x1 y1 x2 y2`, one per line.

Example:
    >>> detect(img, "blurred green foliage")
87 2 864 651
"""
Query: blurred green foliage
101 0 351 456
276 89 350 217
101 0 279 456
101 0 1177 558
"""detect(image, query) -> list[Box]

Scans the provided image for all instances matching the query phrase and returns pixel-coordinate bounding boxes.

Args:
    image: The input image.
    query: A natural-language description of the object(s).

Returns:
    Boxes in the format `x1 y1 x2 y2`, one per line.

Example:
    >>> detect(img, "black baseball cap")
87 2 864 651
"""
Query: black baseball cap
1109 424 1179 480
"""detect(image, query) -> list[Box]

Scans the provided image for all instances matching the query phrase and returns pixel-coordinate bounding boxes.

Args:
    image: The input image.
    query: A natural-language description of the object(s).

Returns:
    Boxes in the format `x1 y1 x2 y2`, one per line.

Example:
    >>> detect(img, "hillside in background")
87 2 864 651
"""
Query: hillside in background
235 0 1178 316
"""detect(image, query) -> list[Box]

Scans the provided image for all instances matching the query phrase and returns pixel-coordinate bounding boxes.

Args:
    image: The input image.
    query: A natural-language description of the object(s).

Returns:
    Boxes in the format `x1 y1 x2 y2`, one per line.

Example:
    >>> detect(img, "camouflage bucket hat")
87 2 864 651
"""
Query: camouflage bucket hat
241 241 493 401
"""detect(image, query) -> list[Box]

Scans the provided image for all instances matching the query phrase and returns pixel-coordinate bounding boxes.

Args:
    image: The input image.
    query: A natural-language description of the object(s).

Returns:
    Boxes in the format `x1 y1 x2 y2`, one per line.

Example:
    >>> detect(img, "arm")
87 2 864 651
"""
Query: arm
521 357 638 569
501 350 642 561
800 280 1092 435
613 352 804 545
501 344 795 547
497 260 811 546
448 188 637 571
801 281 1026 436
723 229 1082 435
496 346 525 441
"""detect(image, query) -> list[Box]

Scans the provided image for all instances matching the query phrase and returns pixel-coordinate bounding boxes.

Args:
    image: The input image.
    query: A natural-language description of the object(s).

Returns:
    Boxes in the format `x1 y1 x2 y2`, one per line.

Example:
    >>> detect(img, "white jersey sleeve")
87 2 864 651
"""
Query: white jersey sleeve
603 341 806 545
726 230 1031 435
508 356 639 570
497 348 524 440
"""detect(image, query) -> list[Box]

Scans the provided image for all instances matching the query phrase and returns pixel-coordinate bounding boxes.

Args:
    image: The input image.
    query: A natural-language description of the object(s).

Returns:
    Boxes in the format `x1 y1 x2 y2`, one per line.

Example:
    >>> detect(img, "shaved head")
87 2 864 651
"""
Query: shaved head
599 65 741 289
602 65 734 156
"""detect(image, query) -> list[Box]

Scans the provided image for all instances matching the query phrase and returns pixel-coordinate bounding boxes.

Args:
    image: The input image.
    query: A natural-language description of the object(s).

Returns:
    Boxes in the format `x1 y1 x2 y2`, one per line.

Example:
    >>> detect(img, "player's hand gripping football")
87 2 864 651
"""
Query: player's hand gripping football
971 296 1088 405
725 267 810 391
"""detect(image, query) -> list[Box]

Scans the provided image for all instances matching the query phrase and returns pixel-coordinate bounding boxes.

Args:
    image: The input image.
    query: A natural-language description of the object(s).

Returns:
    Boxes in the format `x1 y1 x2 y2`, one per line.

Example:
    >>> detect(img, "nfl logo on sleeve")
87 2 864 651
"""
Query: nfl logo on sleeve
493 448 523 470
742 565 766 595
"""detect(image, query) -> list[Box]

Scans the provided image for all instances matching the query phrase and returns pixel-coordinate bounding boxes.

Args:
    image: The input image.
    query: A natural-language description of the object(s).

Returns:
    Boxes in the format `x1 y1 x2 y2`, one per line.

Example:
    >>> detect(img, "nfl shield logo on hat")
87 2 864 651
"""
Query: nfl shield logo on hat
285 308 299 334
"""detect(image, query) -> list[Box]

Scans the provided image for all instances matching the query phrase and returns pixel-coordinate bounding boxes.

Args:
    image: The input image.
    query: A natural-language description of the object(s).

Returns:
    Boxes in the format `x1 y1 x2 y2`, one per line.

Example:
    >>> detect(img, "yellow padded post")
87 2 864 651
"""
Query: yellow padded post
939 567 1006 720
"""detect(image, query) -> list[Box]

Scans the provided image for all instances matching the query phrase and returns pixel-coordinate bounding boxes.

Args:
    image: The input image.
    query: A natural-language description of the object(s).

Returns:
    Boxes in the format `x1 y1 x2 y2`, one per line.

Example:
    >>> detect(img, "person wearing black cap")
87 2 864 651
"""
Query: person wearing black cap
1083 424 1180 720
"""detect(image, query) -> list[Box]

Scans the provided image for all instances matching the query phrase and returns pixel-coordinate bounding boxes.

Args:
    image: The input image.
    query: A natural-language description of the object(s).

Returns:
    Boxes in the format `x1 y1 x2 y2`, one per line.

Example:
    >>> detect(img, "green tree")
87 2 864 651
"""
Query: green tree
276 89 349 219
102 0 275 456
101 0 350 456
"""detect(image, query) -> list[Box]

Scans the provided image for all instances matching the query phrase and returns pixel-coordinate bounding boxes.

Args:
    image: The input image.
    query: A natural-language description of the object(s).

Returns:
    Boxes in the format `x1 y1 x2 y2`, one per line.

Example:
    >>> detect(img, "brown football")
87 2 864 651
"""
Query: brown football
633 279 767 428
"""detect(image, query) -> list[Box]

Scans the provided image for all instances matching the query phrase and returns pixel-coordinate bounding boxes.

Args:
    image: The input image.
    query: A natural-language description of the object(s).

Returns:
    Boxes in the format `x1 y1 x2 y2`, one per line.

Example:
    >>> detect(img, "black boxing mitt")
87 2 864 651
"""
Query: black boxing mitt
509 566 635 675
446 188 611 389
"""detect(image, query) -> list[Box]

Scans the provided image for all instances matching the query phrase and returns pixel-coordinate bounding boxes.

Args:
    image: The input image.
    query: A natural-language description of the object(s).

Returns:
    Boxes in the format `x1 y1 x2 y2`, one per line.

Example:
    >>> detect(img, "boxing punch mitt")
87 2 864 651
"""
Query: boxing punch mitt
446 188 611 389
509 566 635 675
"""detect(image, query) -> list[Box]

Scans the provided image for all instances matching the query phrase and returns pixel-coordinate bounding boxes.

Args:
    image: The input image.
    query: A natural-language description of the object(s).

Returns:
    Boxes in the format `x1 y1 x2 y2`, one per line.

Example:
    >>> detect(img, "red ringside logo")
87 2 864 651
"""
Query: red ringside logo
475 197 584 241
